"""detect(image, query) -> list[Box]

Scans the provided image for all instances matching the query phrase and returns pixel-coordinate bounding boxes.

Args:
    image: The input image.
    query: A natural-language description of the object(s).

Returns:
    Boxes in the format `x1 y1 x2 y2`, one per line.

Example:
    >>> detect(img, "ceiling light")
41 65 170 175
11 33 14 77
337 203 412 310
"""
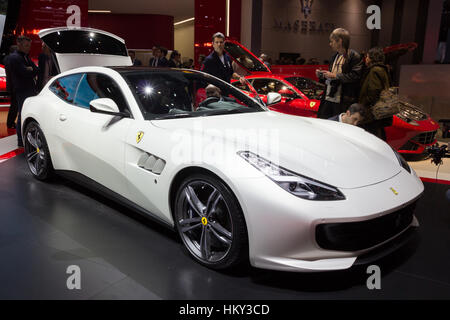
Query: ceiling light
88 10 112 13
174 17 195 26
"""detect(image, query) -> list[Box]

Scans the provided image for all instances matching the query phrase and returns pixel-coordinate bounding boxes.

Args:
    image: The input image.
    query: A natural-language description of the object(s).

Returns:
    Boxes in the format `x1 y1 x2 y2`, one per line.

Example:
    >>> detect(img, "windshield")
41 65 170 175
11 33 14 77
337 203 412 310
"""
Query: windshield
120 70 266 120
285 77 325 100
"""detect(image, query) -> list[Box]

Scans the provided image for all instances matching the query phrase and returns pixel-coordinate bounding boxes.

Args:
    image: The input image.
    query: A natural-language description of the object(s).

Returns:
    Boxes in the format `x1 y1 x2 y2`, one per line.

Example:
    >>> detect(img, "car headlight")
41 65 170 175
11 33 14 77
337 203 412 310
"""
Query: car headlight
392 148 411 174
396 102 427 126
238 151 345 201
396 110 419 126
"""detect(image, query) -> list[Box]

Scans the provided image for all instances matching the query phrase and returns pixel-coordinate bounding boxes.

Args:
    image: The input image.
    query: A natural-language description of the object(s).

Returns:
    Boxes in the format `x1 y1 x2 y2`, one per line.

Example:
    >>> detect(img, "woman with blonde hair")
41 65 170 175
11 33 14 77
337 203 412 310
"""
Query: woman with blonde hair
316 28 363 119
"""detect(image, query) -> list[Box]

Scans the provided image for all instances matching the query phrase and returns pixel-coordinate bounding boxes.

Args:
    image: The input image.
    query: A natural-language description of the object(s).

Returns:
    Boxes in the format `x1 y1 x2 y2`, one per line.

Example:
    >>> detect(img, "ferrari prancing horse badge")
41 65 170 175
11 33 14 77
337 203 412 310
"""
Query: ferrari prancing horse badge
136 131 144 143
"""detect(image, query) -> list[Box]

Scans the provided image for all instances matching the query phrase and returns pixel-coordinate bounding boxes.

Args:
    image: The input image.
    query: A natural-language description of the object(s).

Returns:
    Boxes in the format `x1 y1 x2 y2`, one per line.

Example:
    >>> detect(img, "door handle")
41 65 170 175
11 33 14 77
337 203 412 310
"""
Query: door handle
59 114 67 121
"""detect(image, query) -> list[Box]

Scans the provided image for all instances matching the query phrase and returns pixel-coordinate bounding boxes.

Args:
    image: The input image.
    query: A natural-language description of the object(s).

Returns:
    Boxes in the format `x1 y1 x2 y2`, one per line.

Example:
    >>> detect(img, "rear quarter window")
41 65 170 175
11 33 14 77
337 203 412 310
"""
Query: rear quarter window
49 74 83 103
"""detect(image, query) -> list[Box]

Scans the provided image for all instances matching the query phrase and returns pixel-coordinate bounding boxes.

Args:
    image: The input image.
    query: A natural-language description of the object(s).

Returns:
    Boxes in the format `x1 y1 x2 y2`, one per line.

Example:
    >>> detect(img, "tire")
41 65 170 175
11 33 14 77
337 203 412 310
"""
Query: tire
24 121 54 181
174 173 248 270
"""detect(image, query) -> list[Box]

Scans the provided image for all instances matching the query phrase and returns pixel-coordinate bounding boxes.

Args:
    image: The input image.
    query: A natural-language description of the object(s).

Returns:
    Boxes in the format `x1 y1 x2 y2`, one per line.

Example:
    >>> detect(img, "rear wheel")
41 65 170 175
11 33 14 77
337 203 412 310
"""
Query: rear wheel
174 173 248 270
24 121 54 181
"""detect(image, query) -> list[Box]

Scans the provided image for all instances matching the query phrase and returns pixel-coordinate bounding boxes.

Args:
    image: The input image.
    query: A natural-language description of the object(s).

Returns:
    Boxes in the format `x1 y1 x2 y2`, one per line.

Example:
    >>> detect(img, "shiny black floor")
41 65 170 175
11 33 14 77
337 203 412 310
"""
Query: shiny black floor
1 155 450 299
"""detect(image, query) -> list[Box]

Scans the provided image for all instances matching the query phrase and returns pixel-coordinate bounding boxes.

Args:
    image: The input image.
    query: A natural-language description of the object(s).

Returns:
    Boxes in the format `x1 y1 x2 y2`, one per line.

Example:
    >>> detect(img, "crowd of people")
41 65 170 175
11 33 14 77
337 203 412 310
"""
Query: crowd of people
4 35 56 147
198 29 393 141
5 28 392 149
130 46 195 69
315 28 392 140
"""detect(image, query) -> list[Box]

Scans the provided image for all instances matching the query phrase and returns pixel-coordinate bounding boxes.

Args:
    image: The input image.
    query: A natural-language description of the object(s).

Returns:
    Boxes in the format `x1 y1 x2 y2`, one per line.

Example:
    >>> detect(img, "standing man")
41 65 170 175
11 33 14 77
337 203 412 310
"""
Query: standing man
128 50 142 66
159 47 169 67
149 46 161 67
259 53 271 70
201 32 245 84
37 42 57 91
316 28 362 119
8 35 39 147
4 45 18 129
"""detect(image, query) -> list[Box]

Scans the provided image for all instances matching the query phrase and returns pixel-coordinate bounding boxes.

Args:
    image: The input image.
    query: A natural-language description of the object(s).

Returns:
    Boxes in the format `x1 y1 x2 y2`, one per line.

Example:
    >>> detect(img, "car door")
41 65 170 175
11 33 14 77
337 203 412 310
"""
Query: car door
52 72 133 198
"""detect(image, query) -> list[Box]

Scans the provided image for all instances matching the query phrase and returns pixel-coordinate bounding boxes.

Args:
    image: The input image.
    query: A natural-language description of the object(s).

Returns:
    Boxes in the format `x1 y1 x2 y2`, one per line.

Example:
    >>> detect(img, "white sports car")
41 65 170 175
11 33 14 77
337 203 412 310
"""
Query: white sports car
21 27 424 272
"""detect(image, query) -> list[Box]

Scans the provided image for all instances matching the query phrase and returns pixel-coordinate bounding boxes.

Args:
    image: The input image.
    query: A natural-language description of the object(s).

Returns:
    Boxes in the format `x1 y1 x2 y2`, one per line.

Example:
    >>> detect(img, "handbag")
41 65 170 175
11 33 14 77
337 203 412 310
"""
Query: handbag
370 88 400 120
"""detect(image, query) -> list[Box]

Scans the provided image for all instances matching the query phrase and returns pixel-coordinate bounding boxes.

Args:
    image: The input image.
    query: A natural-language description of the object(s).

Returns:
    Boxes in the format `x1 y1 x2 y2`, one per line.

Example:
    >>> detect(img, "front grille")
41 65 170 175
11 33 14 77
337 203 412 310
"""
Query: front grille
399 141 419 151
316 201 416 251
411 131 437 145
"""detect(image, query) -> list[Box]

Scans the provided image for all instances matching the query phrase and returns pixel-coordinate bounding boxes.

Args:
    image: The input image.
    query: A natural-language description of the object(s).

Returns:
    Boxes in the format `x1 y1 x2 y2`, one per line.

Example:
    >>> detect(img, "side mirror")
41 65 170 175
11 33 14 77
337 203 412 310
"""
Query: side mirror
90 98 128 117
267 92 281 105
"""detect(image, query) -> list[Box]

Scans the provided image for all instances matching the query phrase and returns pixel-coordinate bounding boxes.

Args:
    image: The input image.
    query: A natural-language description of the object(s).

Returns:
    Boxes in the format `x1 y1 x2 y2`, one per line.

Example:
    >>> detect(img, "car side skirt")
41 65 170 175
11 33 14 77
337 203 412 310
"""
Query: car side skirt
56 170 176 231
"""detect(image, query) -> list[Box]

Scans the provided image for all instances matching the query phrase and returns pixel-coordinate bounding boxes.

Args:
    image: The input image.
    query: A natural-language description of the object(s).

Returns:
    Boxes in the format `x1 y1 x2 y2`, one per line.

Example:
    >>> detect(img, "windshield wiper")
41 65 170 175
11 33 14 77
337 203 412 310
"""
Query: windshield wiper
153 113 194 120
201 108 254 116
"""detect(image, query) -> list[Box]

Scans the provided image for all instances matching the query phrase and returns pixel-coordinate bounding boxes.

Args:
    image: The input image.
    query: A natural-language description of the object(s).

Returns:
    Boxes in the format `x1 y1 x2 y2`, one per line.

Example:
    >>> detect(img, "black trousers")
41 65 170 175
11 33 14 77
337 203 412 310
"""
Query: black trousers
6 91 18 127
317 100 343 119
16 90 36 146
360 117 393 141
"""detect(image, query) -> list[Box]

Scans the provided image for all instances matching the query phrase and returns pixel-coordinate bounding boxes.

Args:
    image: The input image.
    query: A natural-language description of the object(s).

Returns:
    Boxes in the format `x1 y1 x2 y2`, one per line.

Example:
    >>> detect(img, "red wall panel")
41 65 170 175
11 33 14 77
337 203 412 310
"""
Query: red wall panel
194 0 226 68
229 0 242 41
15 0 88 59
194 0 241 69
88 14 174 50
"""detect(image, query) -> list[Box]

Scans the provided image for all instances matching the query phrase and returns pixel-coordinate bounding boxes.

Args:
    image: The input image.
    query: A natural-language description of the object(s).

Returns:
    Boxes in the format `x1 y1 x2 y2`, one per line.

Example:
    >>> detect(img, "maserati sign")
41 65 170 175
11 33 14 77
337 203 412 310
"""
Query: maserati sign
301 0 314 18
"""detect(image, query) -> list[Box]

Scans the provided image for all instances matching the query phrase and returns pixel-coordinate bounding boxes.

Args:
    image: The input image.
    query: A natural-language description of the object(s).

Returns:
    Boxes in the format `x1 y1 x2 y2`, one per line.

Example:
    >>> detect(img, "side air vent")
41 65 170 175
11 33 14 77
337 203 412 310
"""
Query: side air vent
137 153 166 175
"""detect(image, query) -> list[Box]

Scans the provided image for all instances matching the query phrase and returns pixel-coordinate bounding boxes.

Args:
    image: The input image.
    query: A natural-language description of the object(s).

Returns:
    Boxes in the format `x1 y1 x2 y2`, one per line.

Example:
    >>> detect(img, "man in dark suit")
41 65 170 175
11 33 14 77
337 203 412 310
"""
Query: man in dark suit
128 50 142 66
201 32 245 84
4 45 18 129
37 42 58 91
328 103 365 126
149 46 168 67
159 47 169 67
8 35 39 147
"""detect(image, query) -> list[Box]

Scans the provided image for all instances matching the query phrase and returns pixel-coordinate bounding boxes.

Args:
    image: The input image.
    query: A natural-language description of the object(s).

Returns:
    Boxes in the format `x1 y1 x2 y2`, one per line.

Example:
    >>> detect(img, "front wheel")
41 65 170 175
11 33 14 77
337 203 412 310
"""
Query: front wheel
24 121 54 181
174 173 248 270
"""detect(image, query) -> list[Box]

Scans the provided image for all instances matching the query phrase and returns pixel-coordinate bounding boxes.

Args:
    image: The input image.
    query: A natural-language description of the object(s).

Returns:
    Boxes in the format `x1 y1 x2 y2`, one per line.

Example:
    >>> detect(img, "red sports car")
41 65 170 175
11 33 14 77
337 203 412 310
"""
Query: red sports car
232 74 322 118
0 65 9 106
226 40 439 154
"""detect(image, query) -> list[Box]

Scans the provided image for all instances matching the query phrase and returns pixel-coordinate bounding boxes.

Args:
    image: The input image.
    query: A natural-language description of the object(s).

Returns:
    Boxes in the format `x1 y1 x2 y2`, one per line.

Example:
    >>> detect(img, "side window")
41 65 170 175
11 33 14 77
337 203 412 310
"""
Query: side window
252 79 297 98
49 74 83 103
74 73 129 112
252 79 273 95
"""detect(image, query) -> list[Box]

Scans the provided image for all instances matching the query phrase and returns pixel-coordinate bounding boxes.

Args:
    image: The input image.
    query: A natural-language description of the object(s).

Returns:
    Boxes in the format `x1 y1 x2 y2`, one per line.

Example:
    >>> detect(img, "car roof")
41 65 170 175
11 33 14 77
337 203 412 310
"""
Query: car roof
110 67 208 76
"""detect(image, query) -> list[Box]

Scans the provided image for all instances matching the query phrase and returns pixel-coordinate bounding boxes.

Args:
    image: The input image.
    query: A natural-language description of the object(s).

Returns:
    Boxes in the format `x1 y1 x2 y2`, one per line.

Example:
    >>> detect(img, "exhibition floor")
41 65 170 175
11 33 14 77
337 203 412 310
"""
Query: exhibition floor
0 126 449 299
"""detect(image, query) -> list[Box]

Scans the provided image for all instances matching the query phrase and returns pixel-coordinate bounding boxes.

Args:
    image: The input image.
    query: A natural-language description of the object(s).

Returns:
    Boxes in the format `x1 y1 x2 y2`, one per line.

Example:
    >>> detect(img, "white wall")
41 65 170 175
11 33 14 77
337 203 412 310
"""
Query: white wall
260 0 372 63
240 0 253 49
174 20 195 61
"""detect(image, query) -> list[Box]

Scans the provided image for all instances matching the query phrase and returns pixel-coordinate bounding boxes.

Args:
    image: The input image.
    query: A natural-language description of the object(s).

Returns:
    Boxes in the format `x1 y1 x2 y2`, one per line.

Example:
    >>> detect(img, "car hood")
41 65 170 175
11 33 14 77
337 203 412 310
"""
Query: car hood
225 40 271 74
152 111 401 189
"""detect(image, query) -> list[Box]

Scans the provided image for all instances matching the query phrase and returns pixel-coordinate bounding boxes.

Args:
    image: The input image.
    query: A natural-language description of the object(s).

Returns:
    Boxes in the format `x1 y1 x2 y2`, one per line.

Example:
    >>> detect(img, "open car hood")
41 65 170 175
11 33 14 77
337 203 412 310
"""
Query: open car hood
383 42 418 66
224 39 271 75
38 27 132 73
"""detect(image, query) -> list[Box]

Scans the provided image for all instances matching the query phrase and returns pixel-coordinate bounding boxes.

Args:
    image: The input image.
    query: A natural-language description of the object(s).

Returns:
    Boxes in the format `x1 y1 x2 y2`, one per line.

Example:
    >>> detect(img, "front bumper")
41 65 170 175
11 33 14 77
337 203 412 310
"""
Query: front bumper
231 167 424 272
